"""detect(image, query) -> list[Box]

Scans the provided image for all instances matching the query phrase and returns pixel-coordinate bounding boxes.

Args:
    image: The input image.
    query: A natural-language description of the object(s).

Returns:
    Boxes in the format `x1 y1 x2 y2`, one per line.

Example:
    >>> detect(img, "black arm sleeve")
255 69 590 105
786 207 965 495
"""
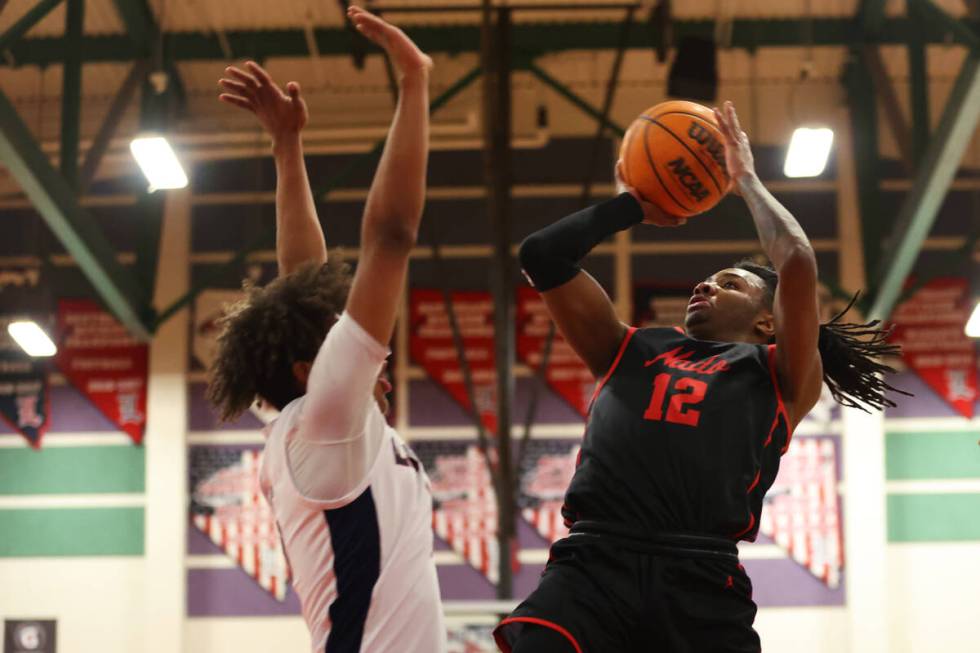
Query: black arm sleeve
518 192 643 292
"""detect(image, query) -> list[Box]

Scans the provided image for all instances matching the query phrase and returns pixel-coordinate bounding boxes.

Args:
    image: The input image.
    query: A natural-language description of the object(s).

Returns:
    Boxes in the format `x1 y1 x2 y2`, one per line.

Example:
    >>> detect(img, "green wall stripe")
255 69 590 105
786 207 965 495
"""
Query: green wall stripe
886 431 980 480
0 446 144 495
0 508 144 556
887 493 980 542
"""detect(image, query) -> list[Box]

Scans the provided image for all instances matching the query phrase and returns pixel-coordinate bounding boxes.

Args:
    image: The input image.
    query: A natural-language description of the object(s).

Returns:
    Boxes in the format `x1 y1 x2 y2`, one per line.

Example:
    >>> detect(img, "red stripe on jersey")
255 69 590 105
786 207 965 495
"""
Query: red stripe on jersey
767 345 793 453
746 469 761 493
731 511 756 540
588 326 637 412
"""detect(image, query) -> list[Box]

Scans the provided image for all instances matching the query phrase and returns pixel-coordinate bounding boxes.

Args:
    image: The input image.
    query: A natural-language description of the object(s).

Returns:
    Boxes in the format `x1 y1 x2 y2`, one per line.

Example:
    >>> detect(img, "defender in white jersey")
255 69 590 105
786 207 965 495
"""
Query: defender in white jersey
210 8 446 651
260 313 444 651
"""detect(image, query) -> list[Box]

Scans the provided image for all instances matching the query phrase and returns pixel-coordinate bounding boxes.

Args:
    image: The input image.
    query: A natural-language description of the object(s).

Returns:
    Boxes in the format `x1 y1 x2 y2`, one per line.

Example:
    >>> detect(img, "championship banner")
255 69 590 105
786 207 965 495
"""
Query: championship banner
190 446 290 601
0 317 49 448
518 439 580 544
410 290 498 434
889 277 977 418
760 437 842 588
55 300 148 444
516 286 593 417
414 441 503 584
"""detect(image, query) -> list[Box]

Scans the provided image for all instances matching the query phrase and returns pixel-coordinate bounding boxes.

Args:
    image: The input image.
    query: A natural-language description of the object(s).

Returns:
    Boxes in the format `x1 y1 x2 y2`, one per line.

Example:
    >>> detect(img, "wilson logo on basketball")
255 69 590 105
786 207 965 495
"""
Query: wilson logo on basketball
666 157 710 203
687 122 728 173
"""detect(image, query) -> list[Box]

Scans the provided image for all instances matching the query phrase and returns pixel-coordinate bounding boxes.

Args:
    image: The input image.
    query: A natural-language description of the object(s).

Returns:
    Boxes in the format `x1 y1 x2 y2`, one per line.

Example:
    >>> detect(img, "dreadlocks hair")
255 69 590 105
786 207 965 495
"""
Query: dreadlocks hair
206 258 352 422
734 259 911 412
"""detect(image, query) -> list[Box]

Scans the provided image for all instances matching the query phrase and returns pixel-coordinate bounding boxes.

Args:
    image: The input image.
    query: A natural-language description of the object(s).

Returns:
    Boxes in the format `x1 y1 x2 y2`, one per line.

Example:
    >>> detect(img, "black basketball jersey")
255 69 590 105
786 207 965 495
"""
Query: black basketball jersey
562 326 792 542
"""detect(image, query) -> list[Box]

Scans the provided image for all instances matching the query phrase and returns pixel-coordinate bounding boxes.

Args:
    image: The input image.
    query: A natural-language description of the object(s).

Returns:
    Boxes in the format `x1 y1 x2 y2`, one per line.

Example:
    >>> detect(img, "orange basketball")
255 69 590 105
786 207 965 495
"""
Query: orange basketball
618 100 731 217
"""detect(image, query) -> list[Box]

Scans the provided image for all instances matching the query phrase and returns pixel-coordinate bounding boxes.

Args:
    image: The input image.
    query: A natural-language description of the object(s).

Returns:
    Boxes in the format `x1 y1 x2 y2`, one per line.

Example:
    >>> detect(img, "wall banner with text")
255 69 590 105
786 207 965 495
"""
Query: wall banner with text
410 289 498 434
890 277 977 418
55 300 148 444
516 286 593 417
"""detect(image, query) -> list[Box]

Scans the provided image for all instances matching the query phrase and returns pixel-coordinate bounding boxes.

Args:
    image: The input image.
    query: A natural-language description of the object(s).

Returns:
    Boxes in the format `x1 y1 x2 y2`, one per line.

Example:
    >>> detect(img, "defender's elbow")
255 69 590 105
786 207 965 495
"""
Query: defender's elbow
371 221 418 254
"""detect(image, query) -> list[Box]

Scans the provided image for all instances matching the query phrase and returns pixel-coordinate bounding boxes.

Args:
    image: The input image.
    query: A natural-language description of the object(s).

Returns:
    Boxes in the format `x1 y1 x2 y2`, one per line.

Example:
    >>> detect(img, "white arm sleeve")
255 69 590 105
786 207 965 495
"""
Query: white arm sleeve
286 312 390 502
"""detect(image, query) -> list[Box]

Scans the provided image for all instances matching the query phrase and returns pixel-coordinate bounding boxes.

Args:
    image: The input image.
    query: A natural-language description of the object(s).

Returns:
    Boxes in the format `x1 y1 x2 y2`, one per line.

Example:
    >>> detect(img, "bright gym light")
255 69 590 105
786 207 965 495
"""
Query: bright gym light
7 321 57 357
784 127 834 178
129 135 188 191
966 301 980 338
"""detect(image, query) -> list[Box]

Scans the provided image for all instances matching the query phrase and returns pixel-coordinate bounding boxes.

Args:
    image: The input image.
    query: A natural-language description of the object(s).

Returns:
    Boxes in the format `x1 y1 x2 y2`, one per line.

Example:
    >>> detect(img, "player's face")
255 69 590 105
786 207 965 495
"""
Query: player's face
373 360 393 416
684 268 771 341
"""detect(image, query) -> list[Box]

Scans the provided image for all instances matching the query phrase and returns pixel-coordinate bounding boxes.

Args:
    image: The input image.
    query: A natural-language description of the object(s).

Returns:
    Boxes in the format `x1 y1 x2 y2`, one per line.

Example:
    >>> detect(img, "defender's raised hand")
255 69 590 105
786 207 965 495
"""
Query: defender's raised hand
712 100 756 187
219 61 308 143
347 6 432 81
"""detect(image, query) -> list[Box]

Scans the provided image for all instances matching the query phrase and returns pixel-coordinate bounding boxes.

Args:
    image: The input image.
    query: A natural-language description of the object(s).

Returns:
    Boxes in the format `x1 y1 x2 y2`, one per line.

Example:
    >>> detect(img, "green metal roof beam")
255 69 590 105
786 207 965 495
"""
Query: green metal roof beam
859 0 889 34
110 0 186 108
0 0 64 53
111 0 156 47
60 0 83 187
908 1 930 166
868 53 980 322
524 61 625 137
0 88 152 339
11 17 980 66
843 50 885 282
909 0 980 50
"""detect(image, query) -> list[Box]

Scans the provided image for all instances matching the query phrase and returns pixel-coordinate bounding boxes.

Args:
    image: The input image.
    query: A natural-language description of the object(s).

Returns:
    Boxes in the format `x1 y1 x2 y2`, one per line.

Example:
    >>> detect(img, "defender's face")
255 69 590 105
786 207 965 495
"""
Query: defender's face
684 268 768 338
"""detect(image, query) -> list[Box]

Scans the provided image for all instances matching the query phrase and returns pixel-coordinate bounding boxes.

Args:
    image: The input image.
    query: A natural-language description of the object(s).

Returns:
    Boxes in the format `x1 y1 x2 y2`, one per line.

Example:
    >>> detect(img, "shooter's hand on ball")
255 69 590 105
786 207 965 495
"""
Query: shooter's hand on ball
615 160 687 228
219 61 309 148
712 101 756 192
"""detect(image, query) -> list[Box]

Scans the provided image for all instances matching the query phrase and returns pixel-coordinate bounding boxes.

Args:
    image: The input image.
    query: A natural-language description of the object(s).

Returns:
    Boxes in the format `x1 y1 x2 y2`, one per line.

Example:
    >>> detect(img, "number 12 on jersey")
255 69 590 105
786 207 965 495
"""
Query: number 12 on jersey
643 373 707 427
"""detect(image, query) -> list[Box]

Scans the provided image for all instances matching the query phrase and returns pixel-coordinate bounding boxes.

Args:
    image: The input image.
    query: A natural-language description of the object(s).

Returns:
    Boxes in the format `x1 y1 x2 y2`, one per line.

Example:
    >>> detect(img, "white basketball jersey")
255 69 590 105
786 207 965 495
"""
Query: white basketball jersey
259 315 446 653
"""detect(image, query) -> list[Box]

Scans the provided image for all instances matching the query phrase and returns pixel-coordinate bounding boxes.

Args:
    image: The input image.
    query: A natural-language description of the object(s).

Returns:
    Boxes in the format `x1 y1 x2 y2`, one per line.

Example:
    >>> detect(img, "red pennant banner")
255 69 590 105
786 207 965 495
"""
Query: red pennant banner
890 278 977 418
56 299 149 444
516 286 593 417
410 289 497 434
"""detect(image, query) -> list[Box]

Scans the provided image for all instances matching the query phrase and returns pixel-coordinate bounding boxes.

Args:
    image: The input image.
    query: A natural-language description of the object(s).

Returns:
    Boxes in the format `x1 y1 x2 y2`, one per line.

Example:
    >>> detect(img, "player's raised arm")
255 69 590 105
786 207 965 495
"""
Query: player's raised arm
519 166 686 378
288 7 432 473
339 6 432 348
219 62 326 276
714 100 823 426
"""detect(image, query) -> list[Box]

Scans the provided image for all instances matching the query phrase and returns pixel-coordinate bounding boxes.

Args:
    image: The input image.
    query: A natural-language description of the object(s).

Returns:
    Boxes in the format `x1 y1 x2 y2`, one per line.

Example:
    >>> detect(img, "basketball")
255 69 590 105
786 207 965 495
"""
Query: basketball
618 100 731 217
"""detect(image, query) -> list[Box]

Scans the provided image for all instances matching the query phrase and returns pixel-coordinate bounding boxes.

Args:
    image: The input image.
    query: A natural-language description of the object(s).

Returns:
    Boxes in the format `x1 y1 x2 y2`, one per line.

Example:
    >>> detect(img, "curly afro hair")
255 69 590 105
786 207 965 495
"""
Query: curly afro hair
206 258 352 421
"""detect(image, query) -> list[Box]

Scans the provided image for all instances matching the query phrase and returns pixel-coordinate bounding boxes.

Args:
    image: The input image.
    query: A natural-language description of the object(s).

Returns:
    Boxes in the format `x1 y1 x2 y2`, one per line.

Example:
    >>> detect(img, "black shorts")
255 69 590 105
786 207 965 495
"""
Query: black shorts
494 529 760 653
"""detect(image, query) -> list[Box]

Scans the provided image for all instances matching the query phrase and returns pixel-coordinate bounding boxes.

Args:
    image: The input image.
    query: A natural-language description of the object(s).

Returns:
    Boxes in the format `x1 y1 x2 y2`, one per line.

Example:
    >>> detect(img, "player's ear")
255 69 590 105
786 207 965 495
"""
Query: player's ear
292 361 313 388
754 309 775 341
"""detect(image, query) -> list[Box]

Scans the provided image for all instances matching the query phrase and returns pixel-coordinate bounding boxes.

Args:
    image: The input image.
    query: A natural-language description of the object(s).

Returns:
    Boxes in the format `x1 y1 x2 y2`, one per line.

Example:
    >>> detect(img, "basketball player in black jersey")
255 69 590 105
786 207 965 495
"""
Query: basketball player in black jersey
494 102 902 653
